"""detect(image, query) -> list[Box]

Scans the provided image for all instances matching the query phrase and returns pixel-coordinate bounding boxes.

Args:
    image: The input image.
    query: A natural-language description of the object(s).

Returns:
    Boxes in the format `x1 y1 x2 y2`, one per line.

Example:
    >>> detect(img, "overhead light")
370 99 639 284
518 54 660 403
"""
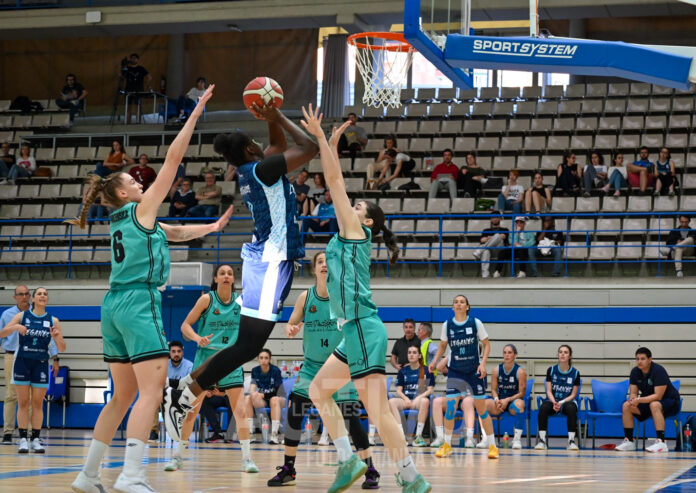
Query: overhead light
227 24 242 32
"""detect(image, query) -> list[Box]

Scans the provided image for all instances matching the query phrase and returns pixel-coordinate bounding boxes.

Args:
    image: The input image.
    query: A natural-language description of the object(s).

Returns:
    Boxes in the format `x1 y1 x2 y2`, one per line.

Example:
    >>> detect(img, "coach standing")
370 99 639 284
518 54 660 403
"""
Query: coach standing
1 285 59 443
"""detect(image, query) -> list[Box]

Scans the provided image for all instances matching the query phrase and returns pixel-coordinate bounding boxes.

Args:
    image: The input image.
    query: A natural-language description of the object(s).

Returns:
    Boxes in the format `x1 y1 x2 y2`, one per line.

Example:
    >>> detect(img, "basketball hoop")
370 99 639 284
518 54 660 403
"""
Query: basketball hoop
348 32 415 109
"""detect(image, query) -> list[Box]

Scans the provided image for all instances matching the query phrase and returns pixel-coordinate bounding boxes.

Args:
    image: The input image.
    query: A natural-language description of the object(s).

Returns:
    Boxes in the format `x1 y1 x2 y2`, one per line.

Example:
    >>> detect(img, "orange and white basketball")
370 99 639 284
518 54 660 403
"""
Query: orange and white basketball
243 77 284 113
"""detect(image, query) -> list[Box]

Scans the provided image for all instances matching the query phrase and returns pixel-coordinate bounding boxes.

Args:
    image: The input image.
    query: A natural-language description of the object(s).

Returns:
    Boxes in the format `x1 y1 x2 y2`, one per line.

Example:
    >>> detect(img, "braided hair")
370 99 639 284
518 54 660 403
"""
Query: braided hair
363 201 399 264
65 173 124 229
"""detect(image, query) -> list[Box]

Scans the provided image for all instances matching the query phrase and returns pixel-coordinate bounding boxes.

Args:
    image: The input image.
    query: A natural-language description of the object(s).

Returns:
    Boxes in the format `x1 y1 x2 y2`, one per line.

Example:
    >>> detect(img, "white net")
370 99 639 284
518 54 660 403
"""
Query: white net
351 34 415 109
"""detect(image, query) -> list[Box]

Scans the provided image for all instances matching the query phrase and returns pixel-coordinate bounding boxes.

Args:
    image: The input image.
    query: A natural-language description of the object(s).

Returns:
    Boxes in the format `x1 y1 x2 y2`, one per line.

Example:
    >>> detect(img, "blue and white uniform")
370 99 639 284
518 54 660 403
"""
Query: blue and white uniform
496 363 521 399
12 310 56 388
545 364 580 403
440 316 489 398
236 159 303 321
396 365 435 400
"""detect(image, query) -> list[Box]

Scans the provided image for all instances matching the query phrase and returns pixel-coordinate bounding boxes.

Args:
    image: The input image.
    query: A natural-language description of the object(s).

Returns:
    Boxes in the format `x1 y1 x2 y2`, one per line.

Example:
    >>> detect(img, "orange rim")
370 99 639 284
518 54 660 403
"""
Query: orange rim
347 32 413 52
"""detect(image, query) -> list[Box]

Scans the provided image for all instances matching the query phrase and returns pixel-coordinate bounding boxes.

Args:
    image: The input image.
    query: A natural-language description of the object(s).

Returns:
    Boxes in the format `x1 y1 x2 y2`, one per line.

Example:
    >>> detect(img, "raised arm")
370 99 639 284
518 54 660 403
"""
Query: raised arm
181 294 214 347
159 204 233 242
50 318 67 353
300 105 364 240
137 85 215 227
286 290 307 338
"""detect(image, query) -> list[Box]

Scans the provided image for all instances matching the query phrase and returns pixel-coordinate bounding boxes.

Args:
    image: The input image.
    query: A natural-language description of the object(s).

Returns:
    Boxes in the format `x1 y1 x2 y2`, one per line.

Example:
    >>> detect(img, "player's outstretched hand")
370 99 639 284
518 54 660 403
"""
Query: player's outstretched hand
192 84 215 116
328 120 351 150
17 324 28 336
286 322 303 338
300 104 324 138
251 101 281 122
211 205 234 232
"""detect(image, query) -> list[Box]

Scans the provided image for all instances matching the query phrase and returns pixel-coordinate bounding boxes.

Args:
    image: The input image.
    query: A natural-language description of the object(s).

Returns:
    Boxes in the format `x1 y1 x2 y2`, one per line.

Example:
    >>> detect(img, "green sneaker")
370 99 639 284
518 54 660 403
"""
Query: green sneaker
412 435 428 447
396 473 432 493
327 454 367 493
243 457 259 473
164 455 183 472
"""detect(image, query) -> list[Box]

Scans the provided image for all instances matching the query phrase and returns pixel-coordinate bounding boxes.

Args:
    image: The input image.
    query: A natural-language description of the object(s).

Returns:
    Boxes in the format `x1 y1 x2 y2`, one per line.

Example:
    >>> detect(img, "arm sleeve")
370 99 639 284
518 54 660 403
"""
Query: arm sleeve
250 367 259 386
396 370 405 388
427 369 435 387
546 367 552 382
476 319 488 341
653 366 670 387
629 367 639 386
440 321 448 342
573 371 581 386
391 340 400 356
255 154 288 186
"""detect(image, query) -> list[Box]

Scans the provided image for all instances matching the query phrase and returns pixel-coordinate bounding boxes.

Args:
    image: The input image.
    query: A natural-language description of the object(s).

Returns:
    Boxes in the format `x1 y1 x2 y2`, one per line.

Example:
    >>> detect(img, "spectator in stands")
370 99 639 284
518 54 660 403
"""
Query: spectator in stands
0 142 15 183
416 322 438 368
55 73 87 122
199 388 234 443
151 340 194 441
291 169 311 215
615 347 681 453
653 147 677 197
627 146 655 194
390 318 420 370
307 172 327 211
457 152 488 198
535 344 580 450
366 136 414 190
6 144 36 184
176 77 207 121
525 171 553 213
188 172 222 217
555 152 582 196
428 148 459 200
95 140 134 178
660 214 695 278
338 112 368 164
582 151 608 198
129 154 157 191
301 189 337 234
122 53 152 124
388 346 434 447
245 348 285 444
473 211 510 278
169 178 198 217
0 285 59 444
497 170 525 213
530 216 565 277
602 153 628 197
498 216 535 277
169 163 186 199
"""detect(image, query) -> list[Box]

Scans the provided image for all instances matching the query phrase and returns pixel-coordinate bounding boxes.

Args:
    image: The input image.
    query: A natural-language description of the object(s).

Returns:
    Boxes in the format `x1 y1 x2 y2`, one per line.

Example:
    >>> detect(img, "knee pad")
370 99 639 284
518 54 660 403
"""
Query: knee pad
480 410 489 419
509 402 521 414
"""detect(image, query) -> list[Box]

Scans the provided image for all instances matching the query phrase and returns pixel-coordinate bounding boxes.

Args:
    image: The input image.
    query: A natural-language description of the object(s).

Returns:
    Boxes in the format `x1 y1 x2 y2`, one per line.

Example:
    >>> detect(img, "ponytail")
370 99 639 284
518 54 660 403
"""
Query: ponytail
363 201 400 265
65 173 124 229
382 225 399 265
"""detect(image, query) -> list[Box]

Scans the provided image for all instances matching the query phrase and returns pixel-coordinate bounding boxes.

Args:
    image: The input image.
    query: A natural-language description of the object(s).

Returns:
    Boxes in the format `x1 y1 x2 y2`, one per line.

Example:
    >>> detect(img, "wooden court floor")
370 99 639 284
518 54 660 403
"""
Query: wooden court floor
0 430 694 492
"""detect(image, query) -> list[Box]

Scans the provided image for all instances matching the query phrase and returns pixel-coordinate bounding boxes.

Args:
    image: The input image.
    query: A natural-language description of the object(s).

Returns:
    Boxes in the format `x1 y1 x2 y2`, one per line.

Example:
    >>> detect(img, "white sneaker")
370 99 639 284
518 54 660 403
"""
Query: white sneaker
161 387 193 442
567 440 579 450
368 435 376 446
534 440 547 450
516 271 526 278
243 457 259 473
31 437 45 453
163 455 183 472
430 436 444 448
482 271 490 278
615 438 637 451
17 437 28 454
465 438 475 448
493 271 501 278
475 439 488 449
71 471 107 493
646 439 669 453
317 433 331 446
113 471 156 492
676 271 684 278
269 434 280 445
511 439 522 449
472 249 482 260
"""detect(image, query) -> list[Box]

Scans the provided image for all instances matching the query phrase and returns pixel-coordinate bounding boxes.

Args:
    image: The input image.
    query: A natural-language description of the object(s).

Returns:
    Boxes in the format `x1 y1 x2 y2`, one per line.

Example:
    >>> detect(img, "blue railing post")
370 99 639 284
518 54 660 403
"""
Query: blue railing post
438 215 443 277
510 214 517 277
656 214 662 277
67 223 73 279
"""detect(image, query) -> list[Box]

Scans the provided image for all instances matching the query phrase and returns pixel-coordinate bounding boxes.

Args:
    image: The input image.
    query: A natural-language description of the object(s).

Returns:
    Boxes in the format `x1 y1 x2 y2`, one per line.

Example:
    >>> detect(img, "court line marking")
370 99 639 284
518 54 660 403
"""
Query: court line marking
646 461 696 492
0 458 169 480
489 474 592 484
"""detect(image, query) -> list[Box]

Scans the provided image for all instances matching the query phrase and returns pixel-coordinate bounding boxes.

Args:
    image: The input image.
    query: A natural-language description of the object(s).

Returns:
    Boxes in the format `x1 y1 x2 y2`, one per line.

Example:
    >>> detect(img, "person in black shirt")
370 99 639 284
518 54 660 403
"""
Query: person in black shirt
55 73 87 122
0 142 15 181
616 347 681 453
472 211 509 278
121 53 152 123
660 215 695 278
390 318 420 370
530 216 566 277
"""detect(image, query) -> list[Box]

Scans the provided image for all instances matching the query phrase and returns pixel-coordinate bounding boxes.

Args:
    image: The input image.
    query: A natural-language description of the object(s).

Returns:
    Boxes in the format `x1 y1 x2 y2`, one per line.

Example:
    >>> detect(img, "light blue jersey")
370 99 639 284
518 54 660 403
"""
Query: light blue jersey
237 160 303 262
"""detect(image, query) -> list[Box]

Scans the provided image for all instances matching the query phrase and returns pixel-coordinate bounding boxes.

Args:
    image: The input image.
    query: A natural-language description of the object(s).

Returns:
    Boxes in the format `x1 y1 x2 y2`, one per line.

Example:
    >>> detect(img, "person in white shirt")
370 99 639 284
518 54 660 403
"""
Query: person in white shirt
582 151 608 197
496 170 525 213
5 144 36 184
176 77 207 121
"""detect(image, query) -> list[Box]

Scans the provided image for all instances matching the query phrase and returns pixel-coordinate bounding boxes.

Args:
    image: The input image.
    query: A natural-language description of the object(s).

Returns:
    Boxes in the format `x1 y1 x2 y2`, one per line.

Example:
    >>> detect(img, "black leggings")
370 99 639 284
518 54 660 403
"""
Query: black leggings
283 393 369 451
196 315 275 390
538 400 577 433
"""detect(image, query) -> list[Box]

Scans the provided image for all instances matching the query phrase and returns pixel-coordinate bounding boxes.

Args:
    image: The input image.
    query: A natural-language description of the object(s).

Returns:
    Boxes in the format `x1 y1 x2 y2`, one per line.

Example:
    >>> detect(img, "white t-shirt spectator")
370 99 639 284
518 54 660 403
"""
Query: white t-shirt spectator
15 156 37 173
186 87 206 101
502 184 525 202
585 164 608 185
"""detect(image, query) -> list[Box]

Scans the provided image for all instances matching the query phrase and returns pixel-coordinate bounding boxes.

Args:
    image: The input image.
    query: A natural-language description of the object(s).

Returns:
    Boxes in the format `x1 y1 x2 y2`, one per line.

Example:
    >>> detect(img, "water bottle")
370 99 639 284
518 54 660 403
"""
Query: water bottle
261 414 270 444
280 360 288 378
685 424 692 452
304 420 313 446
503 432 510 449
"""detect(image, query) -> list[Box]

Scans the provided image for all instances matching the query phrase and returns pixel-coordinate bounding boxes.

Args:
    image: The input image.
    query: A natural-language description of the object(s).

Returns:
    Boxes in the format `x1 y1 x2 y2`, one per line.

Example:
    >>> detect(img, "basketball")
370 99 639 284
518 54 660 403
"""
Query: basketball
243 77 284 113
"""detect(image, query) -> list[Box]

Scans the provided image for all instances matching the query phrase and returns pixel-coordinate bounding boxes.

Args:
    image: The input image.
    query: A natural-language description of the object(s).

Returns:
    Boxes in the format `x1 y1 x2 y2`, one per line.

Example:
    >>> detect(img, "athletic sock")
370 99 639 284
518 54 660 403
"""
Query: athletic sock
657 430 665 441
30 429 40 440
83 439 108 477
177 440 188 459
271 420 280 435
240 439 251 460
436 426 444 439
248 418 255 433
466 428 474 441
284 454 296 469
568 431 576 443
444 433 453 445
369 424 376 436
396 455 418 483
487 434 496 446
624 427 634 441
179 374 193 389
18 429 27 439
123 438 145 478
539 430 547 442
334 435 353 463
513 428 523 441
415 422 425 436
364 456 374 469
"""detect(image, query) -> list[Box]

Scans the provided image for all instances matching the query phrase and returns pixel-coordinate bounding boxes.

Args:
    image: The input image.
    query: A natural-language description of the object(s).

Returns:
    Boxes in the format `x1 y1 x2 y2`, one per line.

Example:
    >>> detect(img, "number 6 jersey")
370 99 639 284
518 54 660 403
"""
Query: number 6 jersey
108 202 170 288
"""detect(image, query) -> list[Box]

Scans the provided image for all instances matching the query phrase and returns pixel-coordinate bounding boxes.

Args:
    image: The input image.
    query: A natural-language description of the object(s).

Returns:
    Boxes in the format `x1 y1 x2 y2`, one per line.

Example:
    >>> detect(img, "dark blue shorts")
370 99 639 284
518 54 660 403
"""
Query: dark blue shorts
239 258 294 322
446 368 487 399
636 398 679 422
12 356 50 388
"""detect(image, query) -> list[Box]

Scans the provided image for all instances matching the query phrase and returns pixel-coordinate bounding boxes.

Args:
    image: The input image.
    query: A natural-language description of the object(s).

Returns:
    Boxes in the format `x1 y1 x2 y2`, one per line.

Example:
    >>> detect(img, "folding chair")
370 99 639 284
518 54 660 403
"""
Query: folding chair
583 379 630 449
45 366 69 429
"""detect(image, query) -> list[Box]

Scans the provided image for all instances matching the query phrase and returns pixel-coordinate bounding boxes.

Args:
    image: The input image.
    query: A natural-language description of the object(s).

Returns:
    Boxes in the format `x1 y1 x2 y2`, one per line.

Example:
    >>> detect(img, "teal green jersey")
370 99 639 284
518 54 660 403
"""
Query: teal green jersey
108 202 170 288
302 286 341 365
325 225 377 322
197 291 241 351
